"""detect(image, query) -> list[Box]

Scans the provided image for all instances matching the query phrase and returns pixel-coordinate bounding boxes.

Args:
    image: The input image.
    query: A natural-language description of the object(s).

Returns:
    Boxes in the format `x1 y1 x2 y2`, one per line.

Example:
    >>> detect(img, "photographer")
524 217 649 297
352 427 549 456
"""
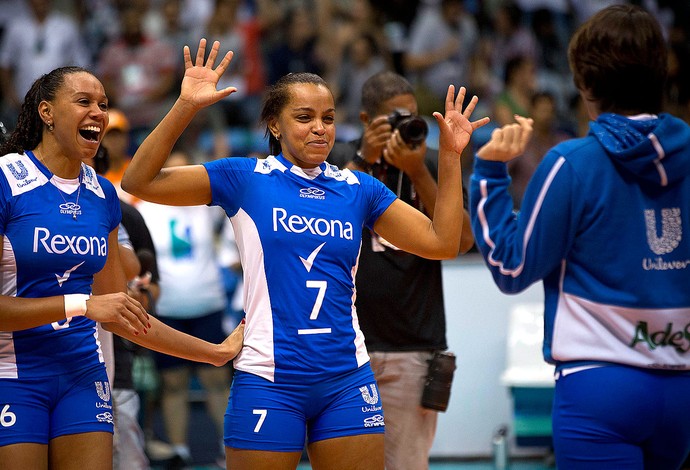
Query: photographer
329 71 474 470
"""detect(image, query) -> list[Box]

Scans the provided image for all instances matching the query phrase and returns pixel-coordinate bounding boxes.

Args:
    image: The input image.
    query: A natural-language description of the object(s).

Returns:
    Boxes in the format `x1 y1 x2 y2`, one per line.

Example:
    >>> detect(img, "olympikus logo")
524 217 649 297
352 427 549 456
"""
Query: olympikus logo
273 208 354 240
59 201 82 218
299 187 326 200
33 227 107 256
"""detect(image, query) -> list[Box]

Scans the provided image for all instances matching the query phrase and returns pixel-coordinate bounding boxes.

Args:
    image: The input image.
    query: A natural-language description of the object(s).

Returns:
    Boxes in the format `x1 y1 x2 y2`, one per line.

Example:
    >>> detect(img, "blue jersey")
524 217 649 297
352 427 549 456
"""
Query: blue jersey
470 113 690 371
203 154 396 383
0 151 121 379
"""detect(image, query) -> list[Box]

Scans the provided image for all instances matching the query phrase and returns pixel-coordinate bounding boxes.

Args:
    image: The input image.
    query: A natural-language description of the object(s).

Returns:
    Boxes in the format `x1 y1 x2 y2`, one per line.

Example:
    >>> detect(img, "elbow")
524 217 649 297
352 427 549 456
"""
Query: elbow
458 236 475 255
120 178 144 199
436 241 462 260
120 177 134 195
495 277 529 295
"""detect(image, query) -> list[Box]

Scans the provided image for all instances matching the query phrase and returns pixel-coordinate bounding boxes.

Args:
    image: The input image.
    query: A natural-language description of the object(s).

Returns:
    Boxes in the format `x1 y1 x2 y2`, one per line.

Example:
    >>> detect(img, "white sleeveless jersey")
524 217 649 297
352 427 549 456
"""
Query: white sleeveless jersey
203 155 397 383
0 151 121 379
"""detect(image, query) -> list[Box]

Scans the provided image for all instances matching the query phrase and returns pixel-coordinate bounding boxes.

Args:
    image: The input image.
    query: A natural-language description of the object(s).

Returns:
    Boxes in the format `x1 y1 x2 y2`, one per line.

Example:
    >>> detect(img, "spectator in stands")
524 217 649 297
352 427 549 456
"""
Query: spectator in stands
507 91 570 208
0 0 89 128
492 55 537 127
96 4 177 141
404 0 479 116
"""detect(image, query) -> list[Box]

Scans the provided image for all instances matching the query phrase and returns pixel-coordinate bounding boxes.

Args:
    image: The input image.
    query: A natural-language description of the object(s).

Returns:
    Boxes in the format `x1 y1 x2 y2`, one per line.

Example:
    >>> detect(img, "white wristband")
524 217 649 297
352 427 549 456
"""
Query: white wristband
64 294 90 318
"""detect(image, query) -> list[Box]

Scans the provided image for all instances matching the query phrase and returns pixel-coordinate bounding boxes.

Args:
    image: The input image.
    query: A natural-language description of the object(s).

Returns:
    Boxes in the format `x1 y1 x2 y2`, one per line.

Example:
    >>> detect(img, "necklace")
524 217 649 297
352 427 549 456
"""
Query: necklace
35 151 83 220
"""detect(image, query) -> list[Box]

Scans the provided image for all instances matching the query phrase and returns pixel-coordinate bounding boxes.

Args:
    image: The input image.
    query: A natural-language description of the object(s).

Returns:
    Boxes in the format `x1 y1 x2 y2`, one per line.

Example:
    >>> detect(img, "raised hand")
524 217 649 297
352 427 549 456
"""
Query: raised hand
432 85 490 156
477 115 533 162
180 38 237 110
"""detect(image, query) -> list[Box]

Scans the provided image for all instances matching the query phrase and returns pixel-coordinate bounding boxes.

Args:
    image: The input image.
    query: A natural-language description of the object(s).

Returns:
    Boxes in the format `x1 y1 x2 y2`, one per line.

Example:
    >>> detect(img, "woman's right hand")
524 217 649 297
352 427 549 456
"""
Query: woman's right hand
87 293 150 336
179 38 237 111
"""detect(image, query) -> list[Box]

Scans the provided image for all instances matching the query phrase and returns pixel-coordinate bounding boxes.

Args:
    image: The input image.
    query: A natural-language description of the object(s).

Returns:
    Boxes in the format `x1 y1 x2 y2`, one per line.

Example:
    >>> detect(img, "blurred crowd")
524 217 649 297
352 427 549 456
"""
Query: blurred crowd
1 0 689 169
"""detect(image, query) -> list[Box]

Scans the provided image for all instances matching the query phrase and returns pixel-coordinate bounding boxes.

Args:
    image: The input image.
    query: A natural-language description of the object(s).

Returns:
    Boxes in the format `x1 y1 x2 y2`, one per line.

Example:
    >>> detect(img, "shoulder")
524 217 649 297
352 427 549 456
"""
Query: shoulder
0 152 49 195
203 156 258 172
549 136 600 164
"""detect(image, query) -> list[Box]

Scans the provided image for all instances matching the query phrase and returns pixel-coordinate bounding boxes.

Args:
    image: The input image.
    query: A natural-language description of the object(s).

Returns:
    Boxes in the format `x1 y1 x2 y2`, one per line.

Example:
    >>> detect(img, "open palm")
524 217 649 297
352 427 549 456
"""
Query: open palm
433 85 489 155
180 39 237 110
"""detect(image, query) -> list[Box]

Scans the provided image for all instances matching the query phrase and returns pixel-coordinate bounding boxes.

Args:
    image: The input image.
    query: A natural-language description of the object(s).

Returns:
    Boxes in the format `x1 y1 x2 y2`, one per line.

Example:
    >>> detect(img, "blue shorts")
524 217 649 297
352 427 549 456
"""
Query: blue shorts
553 365 690 469
0 363 113 446
154 310 228 370
224 365 385 451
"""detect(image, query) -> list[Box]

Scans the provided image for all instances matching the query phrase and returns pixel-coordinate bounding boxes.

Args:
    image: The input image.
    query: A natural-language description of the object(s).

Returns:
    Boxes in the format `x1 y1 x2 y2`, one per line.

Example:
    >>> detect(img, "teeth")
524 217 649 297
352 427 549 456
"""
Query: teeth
81 125 101 132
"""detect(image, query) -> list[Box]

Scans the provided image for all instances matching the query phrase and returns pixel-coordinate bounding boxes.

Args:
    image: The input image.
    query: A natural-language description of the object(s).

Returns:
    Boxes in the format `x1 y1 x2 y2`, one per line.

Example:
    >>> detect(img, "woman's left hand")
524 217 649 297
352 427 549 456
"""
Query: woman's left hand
212 319 245 366
433 85 490 156
180 38 237 111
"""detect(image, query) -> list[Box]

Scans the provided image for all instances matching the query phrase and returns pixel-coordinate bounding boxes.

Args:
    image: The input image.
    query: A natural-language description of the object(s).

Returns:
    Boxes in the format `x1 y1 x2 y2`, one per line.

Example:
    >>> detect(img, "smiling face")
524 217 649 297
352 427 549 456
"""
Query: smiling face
40 71 109 162
269 83 335 168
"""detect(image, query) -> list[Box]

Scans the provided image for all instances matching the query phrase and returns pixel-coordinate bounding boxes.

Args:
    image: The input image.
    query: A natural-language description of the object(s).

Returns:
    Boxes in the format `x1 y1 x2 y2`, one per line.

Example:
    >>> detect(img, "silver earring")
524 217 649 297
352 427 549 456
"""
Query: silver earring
47 122 54 131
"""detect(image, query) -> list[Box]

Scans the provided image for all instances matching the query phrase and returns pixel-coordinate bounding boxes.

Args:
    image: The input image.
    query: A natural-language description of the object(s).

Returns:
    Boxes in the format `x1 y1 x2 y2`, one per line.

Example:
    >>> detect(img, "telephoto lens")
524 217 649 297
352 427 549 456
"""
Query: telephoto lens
387 109 429 147
421 351 457 412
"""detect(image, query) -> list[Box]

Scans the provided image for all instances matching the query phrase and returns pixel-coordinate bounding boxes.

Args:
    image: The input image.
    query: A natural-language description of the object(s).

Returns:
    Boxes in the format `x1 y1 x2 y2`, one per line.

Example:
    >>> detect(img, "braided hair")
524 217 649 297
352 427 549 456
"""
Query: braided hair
0 66 93 156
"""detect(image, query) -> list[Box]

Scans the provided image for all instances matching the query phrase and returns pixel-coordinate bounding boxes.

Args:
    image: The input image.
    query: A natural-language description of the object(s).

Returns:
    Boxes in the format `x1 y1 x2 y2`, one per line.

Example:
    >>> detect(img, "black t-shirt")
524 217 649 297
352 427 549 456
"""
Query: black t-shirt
328 140 447 351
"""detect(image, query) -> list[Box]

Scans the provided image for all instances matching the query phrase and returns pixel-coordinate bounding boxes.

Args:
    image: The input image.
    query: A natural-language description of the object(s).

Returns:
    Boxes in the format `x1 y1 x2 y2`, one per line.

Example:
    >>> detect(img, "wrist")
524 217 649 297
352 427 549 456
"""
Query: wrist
352 150 370 169
64 294 90 318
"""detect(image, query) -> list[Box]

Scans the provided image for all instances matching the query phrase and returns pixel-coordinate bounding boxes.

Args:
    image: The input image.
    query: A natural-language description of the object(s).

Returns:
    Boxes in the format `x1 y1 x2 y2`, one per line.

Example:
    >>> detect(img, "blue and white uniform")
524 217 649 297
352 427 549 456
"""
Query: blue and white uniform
0 151 120 445
470 113 690 468
203 154 396 450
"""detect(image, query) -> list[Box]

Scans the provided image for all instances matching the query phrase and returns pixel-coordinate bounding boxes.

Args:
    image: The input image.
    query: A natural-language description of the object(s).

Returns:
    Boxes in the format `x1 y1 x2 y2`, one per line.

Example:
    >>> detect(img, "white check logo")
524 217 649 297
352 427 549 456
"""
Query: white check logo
55 261 85 287
299 242 326 272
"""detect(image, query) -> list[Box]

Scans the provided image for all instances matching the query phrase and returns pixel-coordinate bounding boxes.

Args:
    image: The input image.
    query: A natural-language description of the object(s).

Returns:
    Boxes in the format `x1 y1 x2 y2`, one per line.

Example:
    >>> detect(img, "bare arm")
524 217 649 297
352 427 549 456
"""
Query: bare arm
122 39 236 206
373 86 489 259
95 229 243 366
107 317 244 367
459 208 474 254
119 243 141 281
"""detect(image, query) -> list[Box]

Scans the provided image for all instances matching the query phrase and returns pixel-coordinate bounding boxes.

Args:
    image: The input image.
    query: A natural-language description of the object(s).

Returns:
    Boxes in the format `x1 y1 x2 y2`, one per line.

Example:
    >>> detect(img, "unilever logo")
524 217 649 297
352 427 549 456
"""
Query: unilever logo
642 207 690 271
359 384 379 404
645 208 681 255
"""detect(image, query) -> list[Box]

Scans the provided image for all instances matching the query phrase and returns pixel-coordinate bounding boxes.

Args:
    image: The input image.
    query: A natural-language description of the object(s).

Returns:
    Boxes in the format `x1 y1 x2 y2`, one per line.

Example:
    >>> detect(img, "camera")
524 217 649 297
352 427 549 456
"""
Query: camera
421 351 456 412
387 109 428 147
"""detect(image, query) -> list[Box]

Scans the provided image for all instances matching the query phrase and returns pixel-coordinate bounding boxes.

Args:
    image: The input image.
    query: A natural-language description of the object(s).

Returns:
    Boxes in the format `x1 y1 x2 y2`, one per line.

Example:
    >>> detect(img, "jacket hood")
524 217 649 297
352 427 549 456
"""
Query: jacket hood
590 113 690 186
